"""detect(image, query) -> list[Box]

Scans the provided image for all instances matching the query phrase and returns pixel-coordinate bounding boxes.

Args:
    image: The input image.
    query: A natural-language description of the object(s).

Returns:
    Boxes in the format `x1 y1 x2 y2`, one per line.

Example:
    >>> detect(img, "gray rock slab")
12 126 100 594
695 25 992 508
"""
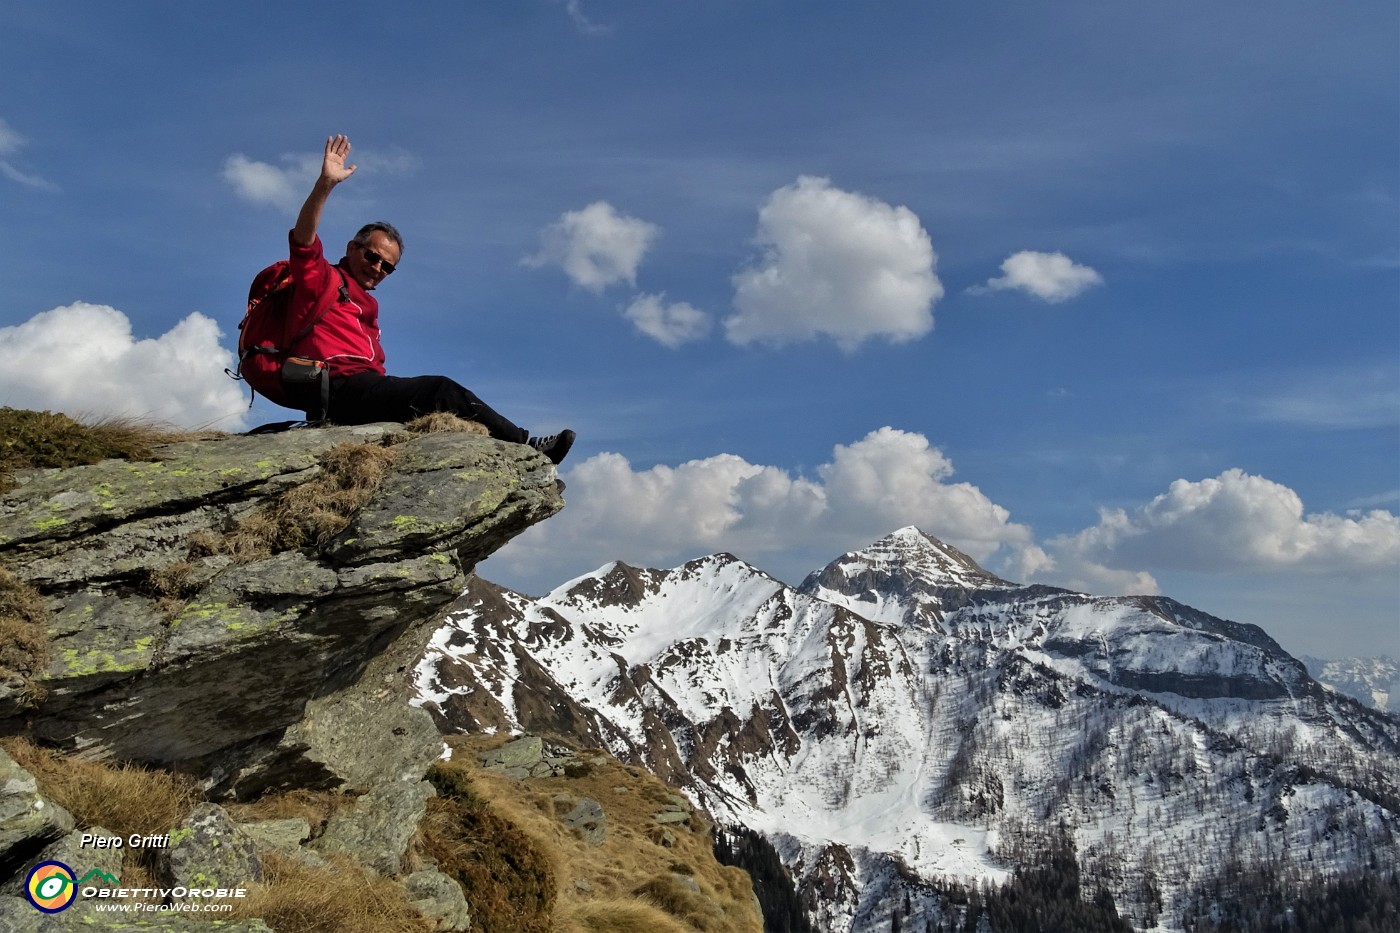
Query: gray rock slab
405 868 472 931
478 735 543 773
163 804 262 889
0 426 395 551
560 796 607 846
325 432 560 567
313 781 434 876
651 808 691 825
234 818 310 855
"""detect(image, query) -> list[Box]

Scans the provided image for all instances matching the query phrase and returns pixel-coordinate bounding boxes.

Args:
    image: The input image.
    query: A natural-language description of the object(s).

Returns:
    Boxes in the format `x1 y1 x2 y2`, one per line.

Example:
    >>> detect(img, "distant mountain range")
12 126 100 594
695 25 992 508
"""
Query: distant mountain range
414 526 1400 932
1304 654 1398 714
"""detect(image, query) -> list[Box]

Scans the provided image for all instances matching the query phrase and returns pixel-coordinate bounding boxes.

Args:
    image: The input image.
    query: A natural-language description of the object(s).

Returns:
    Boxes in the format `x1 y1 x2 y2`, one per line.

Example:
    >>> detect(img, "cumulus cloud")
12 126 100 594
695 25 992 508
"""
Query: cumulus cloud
524 201 660 292
0 303 249 429
490 427 1041 591
623 294 712 348
1046 469 1400 585
0 116 58 191
726 176 942 351
975 250 1103 303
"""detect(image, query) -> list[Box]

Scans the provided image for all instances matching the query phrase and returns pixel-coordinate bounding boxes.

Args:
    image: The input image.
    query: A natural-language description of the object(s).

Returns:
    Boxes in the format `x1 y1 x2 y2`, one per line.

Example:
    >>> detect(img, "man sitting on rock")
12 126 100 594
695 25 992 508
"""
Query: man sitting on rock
284 134 575 464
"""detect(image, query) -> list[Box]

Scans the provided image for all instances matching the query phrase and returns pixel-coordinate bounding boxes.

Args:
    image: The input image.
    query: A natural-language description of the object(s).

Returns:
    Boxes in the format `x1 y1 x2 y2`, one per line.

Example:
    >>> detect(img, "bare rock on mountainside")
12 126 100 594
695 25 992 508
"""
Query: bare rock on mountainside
0 423 562 796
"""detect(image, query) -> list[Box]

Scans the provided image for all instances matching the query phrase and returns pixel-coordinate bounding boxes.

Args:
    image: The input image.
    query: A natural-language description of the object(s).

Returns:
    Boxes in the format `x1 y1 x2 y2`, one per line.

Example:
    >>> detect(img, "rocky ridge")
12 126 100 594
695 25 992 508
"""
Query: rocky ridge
0 421 562 930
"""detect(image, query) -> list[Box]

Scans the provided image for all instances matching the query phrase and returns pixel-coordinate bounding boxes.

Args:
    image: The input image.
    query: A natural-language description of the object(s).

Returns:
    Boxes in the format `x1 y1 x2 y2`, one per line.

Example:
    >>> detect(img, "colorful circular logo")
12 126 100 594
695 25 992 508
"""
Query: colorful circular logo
25 860 77 913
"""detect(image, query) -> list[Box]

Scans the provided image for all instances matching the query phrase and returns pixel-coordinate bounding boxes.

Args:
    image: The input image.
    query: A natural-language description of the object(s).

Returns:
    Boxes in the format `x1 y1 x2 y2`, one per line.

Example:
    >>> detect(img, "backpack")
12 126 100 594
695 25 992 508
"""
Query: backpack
231 261 348 418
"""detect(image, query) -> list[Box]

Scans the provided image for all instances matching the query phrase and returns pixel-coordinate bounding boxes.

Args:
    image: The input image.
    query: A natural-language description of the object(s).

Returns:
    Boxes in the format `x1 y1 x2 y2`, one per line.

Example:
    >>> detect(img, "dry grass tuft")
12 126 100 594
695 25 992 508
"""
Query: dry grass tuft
435 735 763 933
214 441 399 561
226 851 434 933
404 412 491 435
0 568 49 691
418 792 557 933
1 737 200 841
142 561 205 620
555 895 700 933
632 871 732 931
0 407 221 493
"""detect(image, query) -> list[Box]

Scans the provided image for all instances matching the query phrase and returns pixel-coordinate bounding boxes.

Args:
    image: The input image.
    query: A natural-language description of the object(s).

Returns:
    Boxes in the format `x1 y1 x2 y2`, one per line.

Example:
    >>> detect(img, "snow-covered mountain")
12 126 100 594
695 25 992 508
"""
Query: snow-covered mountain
1304 654 1399 713
414 526 1400 932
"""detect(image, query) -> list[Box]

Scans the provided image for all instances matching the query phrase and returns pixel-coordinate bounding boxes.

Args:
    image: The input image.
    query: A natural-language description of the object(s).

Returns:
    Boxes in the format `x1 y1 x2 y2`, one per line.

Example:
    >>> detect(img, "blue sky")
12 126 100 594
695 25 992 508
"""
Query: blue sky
2 2 1396 660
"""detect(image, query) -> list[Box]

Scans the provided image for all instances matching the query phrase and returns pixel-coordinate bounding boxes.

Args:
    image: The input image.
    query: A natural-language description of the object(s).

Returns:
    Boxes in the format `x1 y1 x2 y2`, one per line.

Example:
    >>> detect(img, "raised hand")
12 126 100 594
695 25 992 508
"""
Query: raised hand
293 134 358 246
321 134 357 185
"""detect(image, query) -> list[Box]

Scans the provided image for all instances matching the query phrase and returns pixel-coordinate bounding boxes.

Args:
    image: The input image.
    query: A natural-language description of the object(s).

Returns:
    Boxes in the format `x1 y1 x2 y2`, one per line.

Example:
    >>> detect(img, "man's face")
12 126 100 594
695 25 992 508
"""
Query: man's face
343 230 402 291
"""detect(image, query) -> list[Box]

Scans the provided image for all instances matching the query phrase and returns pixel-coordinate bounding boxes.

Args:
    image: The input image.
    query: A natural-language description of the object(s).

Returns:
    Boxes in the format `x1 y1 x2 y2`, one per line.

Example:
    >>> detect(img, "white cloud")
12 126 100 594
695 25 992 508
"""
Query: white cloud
1040 554 1162 598
623 294 712 348
0 116 57 191
1046 469 1400 583
976 250 1103 303
490 427 1039 591
0 303 249 430
726 176 942 351
524 201 660 292
222 153 316 210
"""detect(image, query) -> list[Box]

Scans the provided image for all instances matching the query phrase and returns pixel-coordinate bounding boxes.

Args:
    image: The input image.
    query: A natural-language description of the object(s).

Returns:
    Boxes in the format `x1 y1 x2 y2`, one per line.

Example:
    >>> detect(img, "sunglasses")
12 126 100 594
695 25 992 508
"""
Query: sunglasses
358 243 396 275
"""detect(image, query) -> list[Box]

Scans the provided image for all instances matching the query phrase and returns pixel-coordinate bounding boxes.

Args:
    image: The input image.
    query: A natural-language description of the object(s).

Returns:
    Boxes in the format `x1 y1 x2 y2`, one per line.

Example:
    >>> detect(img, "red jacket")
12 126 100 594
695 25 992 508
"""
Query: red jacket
286 232 386 377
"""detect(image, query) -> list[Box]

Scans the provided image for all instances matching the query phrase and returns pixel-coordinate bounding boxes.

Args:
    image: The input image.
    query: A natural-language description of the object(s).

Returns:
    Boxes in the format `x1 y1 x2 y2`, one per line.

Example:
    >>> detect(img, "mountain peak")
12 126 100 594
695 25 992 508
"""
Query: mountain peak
798 527 1012 628
876 526 1006 579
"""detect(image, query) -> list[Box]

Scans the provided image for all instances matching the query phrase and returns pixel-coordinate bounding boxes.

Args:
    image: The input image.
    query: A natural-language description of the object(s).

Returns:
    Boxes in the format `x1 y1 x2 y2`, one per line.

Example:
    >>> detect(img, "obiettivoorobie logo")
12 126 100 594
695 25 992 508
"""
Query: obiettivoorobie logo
23 862 123 914
24 860 78 913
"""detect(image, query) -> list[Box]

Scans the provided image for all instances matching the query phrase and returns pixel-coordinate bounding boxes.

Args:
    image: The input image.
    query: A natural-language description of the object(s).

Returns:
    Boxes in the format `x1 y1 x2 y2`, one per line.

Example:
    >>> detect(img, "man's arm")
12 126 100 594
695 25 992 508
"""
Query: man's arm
291 135 357 248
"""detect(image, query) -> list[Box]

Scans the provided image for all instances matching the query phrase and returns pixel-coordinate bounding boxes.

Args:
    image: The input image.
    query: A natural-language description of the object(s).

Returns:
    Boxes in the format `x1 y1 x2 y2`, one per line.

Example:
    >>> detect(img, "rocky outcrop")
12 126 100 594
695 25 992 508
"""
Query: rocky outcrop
0 424 562 795
0 421 562 930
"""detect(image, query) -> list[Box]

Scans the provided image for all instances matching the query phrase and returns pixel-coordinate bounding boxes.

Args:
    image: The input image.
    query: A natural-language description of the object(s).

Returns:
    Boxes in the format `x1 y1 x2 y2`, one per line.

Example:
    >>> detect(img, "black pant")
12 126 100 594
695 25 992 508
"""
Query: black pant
324 373 529 444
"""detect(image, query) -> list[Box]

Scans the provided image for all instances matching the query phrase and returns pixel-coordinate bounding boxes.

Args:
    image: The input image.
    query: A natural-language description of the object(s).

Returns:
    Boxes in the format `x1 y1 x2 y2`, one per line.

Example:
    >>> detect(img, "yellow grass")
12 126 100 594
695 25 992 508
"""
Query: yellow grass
0 568 48 693
224 851 434 933
431 735 763 933
555 895 701 933
1 737 200 842
404 412 491 435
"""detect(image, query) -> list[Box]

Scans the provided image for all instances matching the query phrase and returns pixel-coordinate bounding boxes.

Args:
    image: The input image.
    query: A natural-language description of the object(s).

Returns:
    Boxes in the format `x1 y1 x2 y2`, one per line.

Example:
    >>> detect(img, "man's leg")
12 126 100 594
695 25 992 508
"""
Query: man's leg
327 373 529 443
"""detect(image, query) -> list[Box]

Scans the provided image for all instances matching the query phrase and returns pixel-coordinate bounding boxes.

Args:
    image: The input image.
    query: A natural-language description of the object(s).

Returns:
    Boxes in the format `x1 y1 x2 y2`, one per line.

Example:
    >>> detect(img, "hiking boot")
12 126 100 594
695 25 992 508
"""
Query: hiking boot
528 429 576 465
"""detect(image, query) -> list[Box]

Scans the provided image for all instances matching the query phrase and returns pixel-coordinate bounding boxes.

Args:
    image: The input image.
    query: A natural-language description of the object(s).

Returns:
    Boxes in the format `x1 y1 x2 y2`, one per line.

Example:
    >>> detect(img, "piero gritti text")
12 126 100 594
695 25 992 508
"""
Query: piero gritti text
79 833 170 849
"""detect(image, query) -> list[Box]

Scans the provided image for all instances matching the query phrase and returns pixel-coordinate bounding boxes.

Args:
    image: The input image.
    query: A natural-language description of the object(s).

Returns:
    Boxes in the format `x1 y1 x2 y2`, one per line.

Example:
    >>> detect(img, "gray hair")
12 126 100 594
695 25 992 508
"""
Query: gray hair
352 222 403 254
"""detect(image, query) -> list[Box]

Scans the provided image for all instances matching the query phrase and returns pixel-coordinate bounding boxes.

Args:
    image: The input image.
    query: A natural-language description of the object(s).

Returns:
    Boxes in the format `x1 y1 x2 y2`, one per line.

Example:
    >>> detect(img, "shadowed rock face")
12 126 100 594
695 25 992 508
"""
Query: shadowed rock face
0 424 562 797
